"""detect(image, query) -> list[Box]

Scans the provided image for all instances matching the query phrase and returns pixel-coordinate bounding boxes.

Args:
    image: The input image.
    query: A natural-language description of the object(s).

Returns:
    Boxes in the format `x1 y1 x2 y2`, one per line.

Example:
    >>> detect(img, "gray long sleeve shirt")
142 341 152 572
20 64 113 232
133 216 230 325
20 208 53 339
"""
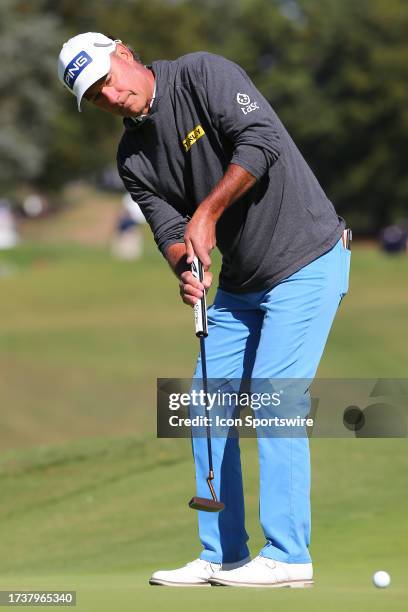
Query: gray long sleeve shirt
117 52 345 293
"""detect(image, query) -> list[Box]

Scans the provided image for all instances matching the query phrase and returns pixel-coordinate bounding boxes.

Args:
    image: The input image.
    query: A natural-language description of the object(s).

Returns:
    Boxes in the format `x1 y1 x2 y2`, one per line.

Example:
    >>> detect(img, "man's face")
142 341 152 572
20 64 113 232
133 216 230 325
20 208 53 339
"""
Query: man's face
84 45 154 118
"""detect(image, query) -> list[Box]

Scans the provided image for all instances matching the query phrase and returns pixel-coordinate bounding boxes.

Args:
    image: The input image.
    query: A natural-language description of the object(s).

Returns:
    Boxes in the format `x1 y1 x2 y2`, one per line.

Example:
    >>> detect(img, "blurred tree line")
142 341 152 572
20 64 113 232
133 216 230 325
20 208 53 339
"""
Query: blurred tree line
1 0 408 233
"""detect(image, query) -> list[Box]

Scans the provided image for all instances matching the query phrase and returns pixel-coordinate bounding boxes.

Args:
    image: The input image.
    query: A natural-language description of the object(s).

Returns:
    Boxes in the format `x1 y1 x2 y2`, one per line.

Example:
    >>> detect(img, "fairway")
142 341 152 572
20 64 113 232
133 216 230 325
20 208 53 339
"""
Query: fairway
0 239 407 610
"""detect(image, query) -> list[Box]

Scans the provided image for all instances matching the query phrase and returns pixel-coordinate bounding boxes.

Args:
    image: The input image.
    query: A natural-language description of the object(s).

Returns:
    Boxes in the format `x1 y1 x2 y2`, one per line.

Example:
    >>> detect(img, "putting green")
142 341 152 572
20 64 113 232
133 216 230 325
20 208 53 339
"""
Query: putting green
0 436 407 611
0 241 407 610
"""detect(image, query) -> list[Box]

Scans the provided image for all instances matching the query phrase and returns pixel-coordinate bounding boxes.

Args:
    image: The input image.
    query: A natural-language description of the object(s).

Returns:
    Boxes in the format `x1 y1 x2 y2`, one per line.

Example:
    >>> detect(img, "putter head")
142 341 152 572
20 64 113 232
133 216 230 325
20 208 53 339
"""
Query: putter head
189 496 225 513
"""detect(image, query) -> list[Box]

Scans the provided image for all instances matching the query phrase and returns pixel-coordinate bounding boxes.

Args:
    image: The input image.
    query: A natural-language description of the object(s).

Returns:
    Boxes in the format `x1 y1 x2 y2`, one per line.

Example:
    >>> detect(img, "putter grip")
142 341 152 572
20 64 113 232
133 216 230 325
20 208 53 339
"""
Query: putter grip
191 256 208 337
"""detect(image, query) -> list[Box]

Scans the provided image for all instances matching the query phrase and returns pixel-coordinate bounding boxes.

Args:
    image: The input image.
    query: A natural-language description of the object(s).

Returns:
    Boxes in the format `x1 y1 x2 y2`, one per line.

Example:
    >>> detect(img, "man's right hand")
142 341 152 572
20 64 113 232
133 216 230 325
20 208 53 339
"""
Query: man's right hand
179 269 212 307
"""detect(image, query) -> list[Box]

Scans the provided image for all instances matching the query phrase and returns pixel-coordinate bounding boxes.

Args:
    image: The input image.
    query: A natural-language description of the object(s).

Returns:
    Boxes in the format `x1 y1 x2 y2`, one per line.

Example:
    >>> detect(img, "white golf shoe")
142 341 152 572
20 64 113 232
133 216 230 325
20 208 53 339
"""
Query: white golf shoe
149 557 250 586
149 559 220 586
210 555 313 588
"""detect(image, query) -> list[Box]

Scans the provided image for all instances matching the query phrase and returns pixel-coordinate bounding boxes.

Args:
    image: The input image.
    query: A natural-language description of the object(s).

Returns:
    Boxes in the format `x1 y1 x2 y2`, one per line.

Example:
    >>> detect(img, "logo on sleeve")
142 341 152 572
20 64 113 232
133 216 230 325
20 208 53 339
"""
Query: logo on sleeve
237 93 251 105
64 51 93 90
236 92 260 115
182 124 206 152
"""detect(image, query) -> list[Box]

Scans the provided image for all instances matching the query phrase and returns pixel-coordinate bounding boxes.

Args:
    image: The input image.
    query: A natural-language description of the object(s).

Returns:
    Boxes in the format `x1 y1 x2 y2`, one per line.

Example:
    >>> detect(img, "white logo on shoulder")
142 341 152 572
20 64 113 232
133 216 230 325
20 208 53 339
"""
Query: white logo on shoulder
237 92 260 115
237 93 251 105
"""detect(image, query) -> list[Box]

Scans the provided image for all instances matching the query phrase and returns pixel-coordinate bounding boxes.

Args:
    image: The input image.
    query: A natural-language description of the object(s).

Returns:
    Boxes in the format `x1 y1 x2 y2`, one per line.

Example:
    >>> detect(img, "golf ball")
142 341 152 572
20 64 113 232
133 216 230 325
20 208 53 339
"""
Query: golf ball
372 571 391 588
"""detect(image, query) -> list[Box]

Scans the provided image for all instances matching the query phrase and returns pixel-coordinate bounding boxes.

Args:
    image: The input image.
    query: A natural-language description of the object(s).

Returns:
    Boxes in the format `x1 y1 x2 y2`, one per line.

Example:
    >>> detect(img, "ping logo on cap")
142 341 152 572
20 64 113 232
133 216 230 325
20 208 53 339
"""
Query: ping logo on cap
64 51 92 89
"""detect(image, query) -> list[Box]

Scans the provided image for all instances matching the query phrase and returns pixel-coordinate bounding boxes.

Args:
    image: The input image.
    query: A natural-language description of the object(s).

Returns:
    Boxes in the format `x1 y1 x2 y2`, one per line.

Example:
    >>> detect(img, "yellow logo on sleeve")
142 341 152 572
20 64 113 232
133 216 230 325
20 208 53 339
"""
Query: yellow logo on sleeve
182 124 205 152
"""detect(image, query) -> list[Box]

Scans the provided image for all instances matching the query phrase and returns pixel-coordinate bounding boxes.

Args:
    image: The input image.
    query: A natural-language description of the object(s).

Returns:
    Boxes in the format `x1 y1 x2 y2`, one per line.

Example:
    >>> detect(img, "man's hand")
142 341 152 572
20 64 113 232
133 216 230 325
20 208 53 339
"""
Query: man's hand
165 242 213 307
179 269 213 307
184 207 216 270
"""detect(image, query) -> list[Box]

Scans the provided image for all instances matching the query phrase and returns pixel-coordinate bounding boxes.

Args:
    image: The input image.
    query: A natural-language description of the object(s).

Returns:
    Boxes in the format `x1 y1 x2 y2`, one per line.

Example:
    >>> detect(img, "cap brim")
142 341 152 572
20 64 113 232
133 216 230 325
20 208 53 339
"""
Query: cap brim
75 55 111 112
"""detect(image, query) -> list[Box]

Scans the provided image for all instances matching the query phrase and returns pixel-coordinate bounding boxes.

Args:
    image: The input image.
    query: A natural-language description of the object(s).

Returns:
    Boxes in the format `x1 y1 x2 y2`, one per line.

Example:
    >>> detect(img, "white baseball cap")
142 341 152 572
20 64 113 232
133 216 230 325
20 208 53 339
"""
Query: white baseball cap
57 32 121 111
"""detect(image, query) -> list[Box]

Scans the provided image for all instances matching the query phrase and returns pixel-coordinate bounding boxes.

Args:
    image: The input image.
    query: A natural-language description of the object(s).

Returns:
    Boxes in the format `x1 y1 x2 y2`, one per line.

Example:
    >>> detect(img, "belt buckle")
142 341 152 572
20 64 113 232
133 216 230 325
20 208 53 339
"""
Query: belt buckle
342 228 352 250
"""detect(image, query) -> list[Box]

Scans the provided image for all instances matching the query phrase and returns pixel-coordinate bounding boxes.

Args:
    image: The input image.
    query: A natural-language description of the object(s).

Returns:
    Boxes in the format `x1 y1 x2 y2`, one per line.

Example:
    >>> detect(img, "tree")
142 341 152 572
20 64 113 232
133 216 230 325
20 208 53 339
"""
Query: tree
276 0 408 232
0 0 62 193
2 0 407 231
205 0 408 232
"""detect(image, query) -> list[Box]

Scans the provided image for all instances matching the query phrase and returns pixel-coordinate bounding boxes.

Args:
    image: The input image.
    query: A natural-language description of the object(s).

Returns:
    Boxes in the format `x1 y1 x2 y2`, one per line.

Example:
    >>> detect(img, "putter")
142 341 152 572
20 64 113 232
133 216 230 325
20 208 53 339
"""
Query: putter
188 256 225 513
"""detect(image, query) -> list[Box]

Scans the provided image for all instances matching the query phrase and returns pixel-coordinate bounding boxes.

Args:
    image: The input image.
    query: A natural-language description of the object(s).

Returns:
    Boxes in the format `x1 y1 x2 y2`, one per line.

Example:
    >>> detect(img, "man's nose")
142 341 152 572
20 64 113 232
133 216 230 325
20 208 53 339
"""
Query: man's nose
101 86 118 105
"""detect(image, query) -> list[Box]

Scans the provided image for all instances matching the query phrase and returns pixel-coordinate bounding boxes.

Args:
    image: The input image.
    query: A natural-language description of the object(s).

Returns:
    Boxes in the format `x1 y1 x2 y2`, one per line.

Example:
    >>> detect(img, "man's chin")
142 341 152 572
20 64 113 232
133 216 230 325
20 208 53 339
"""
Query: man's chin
125 112 141 119
109 103 142 118
124 105 146 119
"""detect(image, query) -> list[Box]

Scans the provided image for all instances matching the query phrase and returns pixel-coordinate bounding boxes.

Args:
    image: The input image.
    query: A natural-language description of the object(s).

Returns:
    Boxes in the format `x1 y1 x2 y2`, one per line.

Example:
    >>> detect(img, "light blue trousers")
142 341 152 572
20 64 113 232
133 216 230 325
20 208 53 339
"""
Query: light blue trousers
192 238 351 564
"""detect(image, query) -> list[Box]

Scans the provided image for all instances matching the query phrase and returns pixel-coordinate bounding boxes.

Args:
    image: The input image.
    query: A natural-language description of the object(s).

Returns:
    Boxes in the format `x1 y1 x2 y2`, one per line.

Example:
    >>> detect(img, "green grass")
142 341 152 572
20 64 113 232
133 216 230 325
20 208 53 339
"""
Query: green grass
320 245 408 376
0 239 407 610
0 240 406 451
0 436 407 611
0 238 198 450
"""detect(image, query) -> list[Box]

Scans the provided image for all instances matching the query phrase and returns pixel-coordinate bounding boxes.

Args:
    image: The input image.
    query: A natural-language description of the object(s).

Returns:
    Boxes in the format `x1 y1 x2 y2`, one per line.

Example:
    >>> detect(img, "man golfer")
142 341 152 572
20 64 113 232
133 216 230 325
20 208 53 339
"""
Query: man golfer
58 33 351 588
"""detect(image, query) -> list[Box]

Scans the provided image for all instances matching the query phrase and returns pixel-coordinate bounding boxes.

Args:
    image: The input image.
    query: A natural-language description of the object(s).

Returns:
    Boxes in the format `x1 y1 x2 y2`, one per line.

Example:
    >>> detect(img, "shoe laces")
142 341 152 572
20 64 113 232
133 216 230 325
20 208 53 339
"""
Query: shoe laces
254 555 277 570
187 558 221 571
186 558 211 568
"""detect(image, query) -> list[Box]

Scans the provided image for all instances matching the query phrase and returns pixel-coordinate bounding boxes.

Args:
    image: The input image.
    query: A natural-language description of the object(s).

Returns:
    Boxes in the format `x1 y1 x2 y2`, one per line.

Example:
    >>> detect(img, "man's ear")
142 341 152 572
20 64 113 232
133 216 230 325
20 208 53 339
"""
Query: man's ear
115 43 134 62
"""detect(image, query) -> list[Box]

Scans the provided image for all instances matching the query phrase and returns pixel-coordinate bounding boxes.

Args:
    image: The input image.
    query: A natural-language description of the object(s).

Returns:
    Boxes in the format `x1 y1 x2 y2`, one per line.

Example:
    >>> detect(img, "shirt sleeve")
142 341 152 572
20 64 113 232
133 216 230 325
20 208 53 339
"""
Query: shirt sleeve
195 53 282 180
118 163 187 255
